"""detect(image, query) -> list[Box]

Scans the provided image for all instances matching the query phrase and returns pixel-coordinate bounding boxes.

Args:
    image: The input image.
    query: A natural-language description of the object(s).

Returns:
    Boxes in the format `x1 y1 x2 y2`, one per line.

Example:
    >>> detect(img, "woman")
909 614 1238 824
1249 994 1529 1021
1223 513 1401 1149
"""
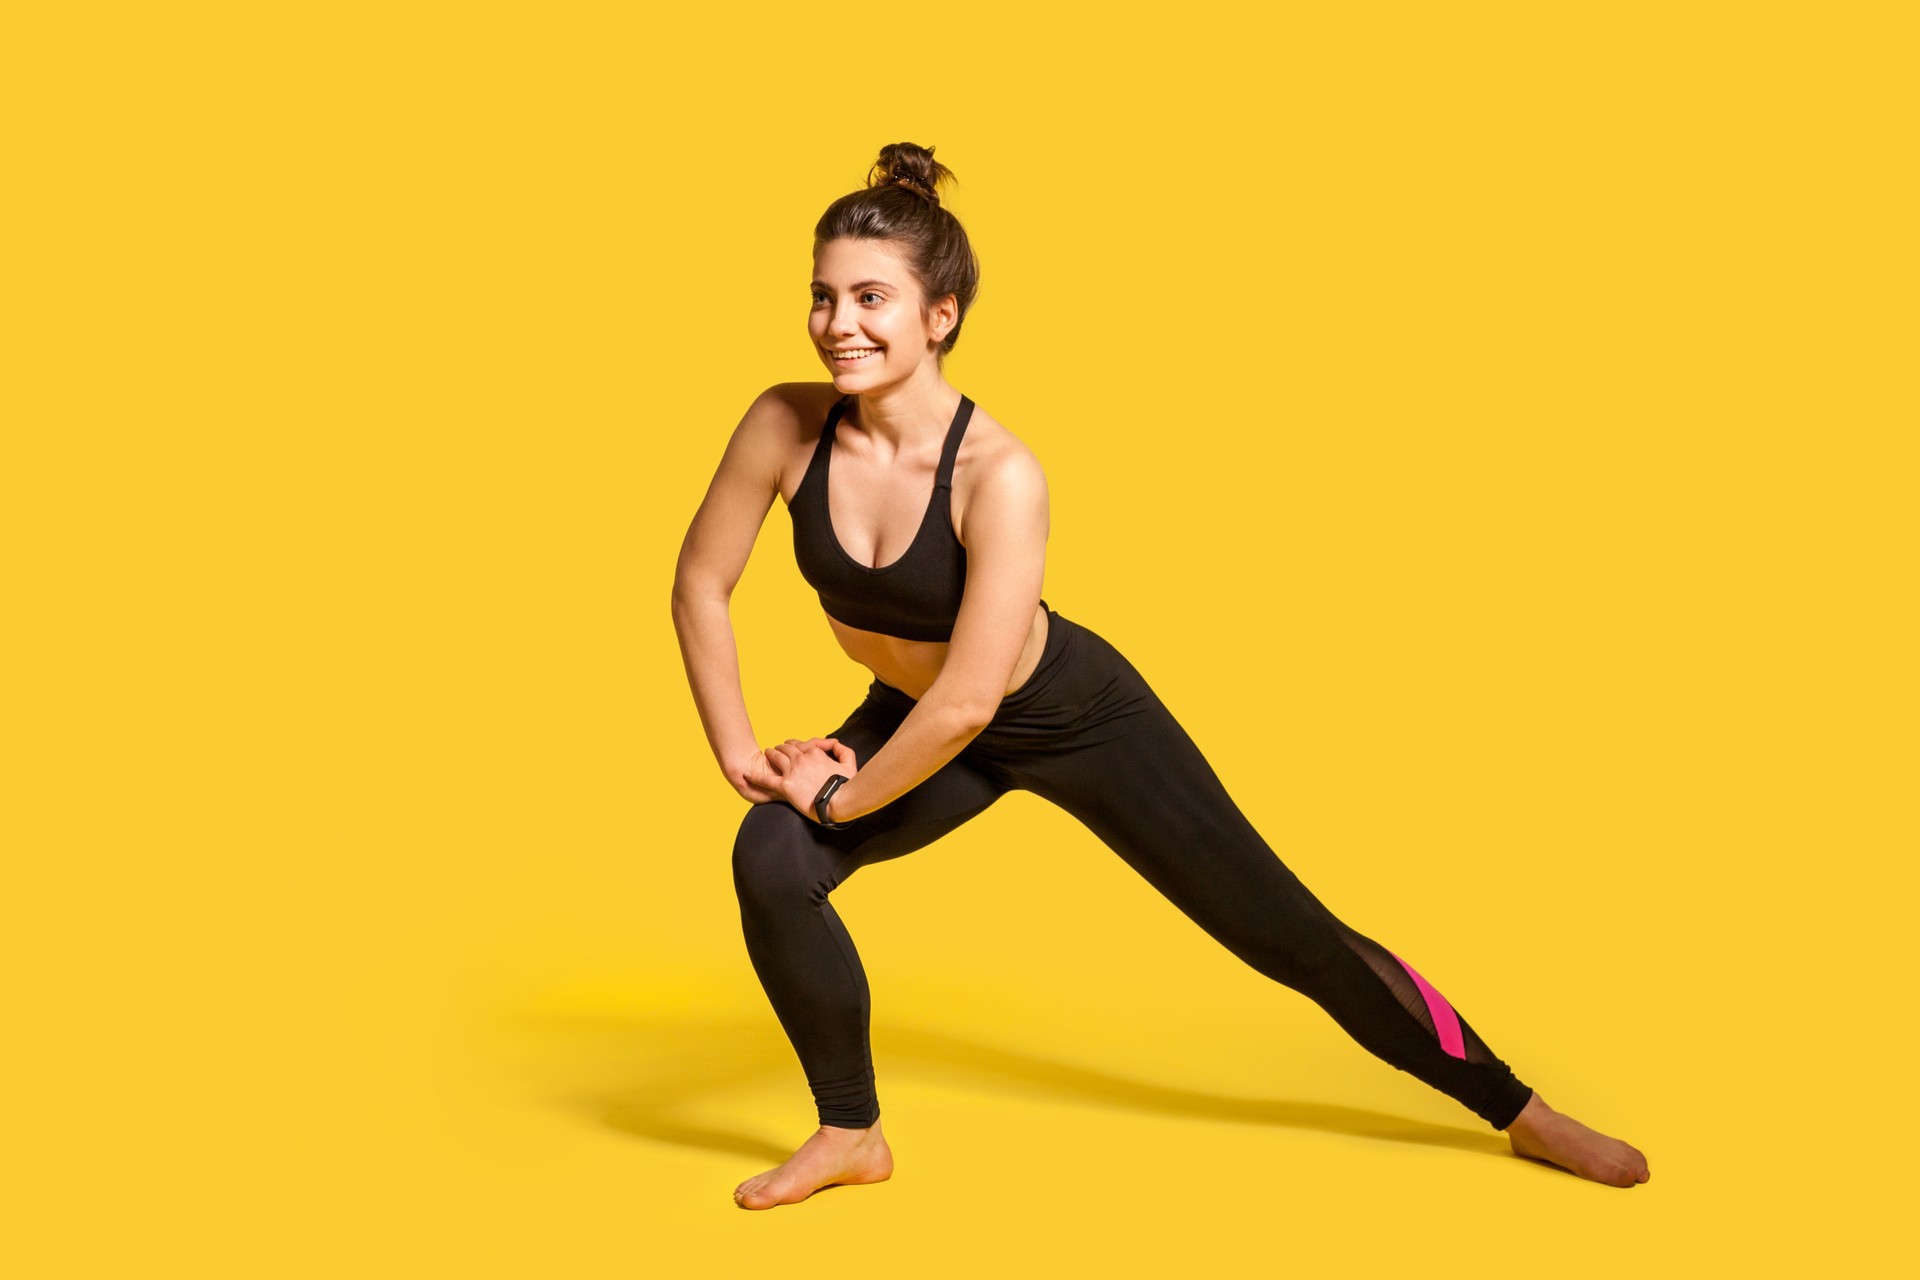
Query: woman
671 143 1649 1210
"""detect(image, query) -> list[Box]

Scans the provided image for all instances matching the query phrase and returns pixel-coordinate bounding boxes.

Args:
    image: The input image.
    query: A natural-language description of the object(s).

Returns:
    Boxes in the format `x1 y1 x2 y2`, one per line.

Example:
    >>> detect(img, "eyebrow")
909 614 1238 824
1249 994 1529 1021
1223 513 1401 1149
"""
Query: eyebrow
809 278 895 292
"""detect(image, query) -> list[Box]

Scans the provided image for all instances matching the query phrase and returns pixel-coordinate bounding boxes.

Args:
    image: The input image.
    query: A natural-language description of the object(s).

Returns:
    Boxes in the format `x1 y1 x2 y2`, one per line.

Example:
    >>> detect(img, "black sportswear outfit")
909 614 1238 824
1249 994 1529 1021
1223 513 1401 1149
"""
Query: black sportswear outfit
733 391 1535 1131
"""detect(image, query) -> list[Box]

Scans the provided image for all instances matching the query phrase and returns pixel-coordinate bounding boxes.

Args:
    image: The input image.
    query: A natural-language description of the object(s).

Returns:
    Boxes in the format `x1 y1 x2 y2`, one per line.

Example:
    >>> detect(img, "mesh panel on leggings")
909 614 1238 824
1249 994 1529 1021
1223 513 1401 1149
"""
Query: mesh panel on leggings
1338 925 1500 1066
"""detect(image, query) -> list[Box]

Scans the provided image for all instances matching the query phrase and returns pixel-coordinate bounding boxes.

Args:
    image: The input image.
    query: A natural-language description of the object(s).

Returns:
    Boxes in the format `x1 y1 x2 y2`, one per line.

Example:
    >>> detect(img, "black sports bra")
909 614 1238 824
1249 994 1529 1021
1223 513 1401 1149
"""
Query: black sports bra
788 391 973 642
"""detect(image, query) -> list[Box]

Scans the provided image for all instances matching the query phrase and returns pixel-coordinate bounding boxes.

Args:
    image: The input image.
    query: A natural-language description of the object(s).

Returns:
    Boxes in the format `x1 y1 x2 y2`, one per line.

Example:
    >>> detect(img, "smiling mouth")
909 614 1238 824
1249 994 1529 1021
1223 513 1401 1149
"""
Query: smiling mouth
830 348 880 363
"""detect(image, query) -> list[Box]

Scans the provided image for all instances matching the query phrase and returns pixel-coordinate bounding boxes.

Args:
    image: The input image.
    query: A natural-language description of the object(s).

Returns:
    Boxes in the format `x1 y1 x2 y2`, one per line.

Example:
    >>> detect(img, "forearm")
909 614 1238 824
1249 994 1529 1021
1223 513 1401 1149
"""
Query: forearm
826 695 989 823
669 587 760 786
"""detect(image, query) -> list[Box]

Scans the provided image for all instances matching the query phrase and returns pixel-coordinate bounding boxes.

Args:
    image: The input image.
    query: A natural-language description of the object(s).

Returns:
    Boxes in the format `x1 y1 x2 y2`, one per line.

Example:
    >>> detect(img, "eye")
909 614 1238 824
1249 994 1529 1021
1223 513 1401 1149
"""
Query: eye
809 289 885 306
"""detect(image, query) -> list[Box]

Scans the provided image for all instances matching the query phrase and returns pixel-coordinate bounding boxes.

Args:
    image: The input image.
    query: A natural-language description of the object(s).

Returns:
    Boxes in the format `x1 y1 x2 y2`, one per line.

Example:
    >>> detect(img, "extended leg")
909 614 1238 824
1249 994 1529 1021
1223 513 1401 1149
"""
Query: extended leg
1002 648 1533 1129
1014 651 1649 1182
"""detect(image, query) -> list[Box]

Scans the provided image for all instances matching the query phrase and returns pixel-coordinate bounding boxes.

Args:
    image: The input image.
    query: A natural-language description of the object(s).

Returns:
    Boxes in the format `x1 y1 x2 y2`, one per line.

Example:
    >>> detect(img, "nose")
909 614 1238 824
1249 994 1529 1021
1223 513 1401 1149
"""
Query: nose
828 298 863 337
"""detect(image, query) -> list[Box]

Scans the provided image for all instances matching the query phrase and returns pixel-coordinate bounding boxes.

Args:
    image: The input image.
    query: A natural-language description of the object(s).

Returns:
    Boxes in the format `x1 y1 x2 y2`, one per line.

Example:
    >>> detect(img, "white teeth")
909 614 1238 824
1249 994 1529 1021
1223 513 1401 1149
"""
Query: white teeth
833 348 878 361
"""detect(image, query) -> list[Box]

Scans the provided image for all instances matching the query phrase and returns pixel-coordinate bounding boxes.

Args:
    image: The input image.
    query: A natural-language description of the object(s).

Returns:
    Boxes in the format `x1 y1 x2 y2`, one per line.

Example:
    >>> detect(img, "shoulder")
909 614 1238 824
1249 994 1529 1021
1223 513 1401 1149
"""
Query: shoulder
953 403 1047 542
725 383 844 504
723 382 839 474
961 401 1047 496
737 381 842 444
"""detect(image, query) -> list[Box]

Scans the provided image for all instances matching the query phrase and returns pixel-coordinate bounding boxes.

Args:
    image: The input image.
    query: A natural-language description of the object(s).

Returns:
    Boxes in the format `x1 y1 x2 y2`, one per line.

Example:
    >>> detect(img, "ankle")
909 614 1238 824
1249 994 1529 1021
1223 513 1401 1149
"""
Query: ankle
816 1121 881 1139
1506 1092 1553 1133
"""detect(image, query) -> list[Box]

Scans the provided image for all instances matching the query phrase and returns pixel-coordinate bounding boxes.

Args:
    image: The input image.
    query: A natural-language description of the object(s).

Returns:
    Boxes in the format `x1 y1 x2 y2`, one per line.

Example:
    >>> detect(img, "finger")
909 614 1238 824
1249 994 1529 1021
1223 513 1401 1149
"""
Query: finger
827 743 858 769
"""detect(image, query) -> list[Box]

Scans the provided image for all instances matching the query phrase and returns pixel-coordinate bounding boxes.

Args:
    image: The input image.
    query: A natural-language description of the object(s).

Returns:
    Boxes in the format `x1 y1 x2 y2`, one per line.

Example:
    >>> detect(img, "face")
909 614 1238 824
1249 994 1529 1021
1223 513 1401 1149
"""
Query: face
809 237 955 389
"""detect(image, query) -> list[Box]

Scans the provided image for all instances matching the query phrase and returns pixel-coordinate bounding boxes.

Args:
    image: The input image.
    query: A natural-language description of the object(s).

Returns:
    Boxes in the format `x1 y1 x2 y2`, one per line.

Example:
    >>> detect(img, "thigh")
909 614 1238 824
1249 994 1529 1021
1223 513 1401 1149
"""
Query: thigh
1035 700 1324 914
998 641 1347 966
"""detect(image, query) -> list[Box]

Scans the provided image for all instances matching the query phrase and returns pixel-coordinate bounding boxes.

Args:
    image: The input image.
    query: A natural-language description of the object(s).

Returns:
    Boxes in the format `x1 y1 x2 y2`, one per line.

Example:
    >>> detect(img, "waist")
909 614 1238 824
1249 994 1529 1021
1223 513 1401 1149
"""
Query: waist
868 601 1074 715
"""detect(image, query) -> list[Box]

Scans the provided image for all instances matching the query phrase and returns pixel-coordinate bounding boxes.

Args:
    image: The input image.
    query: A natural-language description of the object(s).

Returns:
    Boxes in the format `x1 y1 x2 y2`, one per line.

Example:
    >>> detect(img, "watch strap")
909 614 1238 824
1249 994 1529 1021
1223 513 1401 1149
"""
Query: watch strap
813 773 852 829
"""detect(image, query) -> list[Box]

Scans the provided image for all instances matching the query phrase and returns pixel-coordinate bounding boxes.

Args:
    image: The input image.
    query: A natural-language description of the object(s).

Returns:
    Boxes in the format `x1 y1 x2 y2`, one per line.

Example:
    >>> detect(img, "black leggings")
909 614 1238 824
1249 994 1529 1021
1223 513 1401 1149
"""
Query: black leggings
731 606 1535 1132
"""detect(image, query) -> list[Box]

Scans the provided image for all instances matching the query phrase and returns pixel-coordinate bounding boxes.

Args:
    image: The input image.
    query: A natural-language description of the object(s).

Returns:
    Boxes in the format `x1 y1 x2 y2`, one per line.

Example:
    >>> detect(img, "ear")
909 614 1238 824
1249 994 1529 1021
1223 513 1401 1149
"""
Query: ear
929 292 959 342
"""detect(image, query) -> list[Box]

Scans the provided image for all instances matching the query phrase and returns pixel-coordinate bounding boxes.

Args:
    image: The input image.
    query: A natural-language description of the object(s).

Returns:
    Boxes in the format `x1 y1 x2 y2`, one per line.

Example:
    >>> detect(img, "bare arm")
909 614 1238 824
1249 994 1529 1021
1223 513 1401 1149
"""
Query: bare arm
810 446 1051 823
670 386 799 799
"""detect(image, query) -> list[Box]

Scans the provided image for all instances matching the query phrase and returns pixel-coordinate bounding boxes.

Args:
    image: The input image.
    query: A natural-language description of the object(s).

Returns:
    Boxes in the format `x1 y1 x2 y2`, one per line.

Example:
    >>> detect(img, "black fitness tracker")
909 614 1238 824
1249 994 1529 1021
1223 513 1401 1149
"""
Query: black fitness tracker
813 773 851 829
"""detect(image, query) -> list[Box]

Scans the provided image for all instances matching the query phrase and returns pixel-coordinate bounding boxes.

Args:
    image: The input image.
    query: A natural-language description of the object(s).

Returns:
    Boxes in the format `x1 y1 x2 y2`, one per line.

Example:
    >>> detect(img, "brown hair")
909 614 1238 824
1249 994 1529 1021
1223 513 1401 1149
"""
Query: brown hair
814 142 981 360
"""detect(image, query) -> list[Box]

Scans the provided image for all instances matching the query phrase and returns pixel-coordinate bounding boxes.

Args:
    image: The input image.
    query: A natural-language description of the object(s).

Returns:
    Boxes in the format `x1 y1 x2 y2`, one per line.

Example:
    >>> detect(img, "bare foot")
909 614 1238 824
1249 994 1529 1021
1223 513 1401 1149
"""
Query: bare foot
733 1119 894 1210
1505 1092 1650 1187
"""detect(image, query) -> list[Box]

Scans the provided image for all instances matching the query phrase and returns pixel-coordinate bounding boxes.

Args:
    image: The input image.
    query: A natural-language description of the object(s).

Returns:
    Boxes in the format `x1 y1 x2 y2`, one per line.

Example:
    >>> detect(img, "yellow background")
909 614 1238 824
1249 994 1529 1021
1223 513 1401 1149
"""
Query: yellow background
6 2 1913 1276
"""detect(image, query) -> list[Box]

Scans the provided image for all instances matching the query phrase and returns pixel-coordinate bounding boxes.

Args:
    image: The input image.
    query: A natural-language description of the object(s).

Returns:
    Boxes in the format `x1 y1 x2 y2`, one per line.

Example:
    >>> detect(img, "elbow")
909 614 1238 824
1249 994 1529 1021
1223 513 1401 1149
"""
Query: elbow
940 693 998 738
923 674 1006 738
670 574 726 620
669 584 709 636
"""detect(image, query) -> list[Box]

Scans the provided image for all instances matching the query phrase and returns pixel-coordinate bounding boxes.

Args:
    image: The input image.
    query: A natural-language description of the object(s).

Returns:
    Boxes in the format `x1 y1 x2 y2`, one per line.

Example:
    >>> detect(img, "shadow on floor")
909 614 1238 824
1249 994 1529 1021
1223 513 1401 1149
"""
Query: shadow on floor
513 1011 1508 1163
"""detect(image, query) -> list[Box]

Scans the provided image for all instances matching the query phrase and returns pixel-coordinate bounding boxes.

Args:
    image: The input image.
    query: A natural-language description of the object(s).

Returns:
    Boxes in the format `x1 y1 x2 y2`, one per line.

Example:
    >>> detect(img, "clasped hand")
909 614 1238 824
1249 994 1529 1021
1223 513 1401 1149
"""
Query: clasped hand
735 737 860 821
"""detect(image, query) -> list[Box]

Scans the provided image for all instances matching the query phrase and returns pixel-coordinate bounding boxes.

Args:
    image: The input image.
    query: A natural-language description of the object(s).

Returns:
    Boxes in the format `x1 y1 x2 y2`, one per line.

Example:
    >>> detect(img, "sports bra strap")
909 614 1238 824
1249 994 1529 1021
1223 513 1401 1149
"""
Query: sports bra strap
823 394 852 437
934 395 974 491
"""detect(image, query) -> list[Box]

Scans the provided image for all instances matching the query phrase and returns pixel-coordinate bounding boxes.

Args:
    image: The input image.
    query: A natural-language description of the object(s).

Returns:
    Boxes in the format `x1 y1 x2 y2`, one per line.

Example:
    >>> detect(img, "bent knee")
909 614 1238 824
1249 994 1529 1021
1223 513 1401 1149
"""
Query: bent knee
732 803 838 907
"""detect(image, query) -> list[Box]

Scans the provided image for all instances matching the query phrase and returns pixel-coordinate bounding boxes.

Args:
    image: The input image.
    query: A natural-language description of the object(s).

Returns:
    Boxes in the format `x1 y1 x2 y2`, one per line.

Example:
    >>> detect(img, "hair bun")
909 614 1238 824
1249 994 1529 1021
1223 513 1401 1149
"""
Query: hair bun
869 141 953 206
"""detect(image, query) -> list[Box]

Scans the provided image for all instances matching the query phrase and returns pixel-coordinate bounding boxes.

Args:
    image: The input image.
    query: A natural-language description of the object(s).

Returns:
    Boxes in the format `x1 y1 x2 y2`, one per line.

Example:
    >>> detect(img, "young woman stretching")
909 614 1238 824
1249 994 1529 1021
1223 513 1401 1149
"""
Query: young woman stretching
671 143 1650 1210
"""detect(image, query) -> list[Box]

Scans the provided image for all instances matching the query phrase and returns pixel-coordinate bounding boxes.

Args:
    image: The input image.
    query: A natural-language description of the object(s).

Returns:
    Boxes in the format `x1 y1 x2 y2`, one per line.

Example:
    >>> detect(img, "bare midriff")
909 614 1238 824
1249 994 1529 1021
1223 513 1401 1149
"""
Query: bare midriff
824 603 1050 703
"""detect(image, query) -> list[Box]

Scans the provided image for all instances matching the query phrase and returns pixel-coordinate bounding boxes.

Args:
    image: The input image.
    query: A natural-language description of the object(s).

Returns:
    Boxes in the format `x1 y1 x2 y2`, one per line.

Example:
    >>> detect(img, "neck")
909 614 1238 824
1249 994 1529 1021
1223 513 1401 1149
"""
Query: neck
845 370 959 451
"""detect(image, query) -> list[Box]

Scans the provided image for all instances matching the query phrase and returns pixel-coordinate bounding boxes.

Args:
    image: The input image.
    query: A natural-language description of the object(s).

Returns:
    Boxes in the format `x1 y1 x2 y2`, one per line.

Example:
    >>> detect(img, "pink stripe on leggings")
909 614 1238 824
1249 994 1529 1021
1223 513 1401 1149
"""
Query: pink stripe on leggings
1388 950 1467 1060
